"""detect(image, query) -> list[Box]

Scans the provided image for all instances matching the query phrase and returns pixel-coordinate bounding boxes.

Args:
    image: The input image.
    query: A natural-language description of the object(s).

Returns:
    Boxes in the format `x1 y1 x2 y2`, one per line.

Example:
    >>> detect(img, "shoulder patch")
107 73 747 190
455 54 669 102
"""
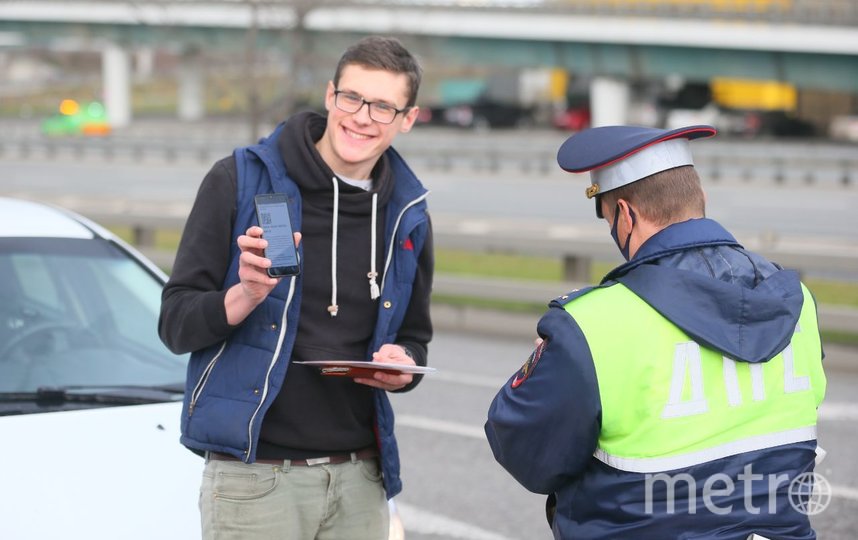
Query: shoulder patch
511 338 548 389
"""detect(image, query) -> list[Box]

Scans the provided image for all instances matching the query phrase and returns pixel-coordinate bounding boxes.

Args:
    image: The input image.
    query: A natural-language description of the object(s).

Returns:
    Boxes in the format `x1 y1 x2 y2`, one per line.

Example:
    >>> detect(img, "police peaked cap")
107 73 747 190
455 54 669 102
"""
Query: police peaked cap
556 124 717 217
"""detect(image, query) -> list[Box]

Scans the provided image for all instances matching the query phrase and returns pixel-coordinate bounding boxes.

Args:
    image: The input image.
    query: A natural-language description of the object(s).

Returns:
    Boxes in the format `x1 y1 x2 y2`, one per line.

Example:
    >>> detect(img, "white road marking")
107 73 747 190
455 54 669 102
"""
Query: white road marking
396 501 515 540
396 414 485 440
427 370 508 389
832 484 858 502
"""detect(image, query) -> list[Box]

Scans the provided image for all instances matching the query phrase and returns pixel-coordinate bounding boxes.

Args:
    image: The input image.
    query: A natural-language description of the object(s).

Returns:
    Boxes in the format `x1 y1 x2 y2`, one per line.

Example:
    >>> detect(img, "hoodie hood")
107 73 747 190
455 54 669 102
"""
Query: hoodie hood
606 219 804 364
276 111 397 316
278 111 394 212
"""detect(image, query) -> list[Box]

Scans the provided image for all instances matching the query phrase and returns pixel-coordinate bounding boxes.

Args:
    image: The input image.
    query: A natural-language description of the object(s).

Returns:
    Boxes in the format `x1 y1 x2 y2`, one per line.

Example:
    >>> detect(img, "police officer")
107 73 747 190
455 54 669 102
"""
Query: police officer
484 125 826 540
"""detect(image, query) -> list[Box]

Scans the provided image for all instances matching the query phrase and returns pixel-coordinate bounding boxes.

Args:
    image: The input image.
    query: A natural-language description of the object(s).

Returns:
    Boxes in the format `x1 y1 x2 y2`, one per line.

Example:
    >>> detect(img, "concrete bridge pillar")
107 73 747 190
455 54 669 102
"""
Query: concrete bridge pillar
178 51 205 121
135 47 155 80
589 77 630 127
102 44 132 128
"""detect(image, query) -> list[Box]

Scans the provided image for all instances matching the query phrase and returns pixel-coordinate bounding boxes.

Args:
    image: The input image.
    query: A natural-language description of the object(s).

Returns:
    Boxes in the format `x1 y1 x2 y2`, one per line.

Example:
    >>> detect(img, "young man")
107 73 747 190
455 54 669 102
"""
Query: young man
485 125 826 539
159 36 433 540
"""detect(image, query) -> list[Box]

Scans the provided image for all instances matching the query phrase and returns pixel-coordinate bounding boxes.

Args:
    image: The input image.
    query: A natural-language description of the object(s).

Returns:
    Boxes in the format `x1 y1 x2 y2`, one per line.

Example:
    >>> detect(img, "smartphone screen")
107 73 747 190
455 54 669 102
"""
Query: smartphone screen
254 193 300 278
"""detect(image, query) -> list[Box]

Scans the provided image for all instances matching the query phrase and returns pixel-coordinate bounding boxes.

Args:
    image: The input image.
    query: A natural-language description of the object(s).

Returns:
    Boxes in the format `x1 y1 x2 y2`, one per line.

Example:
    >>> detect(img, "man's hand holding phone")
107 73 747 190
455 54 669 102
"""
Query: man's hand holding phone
225 226 301 326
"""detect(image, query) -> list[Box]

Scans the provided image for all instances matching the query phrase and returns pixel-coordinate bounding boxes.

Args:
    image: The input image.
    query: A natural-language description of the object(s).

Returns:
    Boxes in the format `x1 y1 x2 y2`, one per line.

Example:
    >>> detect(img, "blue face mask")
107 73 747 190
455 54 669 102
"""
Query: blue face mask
610 204 636 261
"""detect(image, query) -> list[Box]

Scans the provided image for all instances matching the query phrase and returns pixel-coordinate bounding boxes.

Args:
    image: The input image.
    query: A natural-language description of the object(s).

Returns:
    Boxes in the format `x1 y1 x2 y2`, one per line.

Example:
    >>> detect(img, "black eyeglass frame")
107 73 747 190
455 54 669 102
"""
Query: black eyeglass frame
333 90 411 124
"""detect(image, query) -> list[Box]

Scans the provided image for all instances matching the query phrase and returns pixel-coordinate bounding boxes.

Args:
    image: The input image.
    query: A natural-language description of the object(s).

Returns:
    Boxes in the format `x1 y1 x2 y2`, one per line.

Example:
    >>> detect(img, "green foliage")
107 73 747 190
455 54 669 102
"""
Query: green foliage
820 331 858 347
435 248 563 282
804 278 858 308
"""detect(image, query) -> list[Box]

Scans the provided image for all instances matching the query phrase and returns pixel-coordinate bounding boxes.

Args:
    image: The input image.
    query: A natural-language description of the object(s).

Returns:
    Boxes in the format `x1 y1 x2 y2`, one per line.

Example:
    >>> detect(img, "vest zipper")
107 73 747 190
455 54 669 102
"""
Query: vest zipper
379 191 429 296
244 275 296 460
188 340 228 417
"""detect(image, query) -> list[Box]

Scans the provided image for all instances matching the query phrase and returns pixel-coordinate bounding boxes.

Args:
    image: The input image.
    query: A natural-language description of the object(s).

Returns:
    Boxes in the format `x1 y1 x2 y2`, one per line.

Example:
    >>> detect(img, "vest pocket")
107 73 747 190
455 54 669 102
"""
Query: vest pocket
189 341 227 416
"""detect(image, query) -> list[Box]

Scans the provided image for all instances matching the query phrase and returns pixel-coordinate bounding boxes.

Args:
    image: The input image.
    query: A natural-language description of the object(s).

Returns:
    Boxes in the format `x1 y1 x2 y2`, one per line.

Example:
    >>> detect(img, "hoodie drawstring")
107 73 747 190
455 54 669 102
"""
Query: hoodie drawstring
328 178 381 318
328 176 340 317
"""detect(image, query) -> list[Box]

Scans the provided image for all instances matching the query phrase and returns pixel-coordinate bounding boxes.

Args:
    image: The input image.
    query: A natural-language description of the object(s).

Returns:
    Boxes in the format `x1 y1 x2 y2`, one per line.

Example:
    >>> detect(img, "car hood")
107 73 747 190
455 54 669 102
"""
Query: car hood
0 401 201 539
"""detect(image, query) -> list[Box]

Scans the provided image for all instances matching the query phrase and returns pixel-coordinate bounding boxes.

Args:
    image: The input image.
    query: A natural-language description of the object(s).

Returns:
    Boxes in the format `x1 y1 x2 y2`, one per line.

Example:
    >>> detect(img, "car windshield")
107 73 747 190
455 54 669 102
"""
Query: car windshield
0 237 187 394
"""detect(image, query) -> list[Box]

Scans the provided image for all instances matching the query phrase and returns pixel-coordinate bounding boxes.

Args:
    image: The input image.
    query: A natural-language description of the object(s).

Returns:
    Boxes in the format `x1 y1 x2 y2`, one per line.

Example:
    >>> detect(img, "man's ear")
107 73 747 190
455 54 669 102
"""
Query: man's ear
323 81 335 112
399 106 420 133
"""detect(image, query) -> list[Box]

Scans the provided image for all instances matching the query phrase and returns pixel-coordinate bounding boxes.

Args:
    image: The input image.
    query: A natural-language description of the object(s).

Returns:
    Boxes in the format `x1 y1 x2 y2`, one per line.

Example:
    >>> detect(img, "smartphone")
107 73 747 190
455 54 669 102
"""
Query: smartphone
254 193 300 278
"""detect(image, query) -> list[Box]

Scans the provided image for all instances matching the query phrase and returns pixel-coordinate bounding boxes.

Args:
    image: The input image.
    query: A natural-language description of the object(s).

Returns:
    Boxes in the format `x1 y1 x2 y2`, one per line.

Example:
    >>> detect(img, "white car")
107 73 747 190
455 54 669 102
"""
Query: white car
0 197 199 539
0 197 405 539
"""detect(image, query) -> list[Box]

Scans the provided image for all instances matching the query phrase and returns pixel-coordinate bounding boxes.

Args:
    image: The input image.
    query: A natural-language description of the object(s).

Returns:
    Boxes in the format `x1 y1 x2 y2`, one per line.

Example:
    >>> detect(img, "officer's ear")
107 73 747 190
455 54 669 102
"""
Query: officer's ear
615 198 635 226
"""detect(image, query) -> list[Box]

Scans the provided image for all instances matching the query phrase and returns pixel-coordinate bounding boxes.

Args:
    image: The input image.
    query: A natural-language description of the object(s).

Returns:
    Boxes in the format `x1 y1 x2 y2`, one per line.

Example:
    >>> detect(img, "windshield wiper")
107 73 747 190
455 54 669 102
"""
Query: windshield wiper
0 383 184 405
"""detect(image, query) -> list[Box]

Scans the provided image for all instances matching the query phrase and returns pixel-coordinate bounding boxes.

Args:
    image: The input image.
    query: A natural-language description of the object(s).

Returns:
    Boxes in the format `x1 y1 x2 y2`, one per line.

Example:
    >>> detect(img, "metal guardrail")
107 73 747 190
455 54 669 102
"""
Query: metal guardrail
25 200 853 334
430 213 858 281
2 132 858 187
37 199 856 283
432 274 858 335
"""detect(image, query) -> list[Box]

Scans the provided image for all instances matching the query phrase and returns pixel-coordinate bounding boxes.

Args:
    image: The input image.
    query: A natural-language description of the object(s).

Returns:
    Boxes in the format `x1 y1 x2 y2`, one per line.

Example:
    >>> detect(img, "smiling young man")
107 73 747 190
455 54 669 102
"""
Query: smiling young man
159 36 433 540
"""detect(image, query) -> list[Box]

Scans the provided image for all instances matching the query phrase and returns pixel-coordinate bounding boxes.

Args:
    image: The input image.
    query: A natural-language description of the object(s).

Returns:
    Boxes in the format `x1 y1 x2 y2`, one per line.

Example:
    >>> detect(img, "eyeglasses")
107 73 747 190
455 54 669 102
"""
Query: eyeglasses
333 90 409 125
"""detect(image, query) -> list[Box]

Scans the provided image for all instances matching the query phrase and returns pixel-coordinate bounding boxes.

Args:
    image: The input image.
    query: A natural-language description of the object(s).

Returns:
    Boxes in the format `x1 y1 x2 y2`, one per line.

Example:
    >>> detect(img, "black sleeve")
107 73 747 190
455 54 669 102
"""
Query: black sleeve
158 157 238 354
393 214 434 393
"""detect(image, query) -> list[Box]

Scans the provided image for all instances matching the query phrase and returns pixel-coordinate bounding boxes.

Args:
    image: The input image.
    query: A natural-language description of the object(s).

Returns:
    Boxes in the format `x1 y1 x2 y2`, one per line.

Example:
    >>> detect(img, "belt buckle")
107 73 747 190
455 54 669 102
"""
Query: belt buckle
304 456 331 466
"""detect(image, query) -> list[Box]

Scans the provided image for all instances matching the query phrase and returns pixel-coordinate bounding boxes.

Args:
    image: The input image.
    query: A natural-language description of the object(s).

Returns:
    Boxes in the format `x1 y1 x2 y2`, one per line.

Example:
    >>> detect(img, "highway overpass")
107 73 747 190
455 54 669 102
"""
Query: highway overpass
1 0 857 129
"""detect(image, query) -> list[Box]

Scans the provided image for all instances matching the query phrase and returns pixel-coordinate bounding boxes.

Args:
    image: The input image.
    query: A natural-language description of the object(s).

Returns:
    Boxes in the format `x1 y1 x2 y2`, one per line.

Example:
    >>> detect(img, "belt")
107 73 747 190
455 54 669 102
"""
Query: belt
208 447 378 467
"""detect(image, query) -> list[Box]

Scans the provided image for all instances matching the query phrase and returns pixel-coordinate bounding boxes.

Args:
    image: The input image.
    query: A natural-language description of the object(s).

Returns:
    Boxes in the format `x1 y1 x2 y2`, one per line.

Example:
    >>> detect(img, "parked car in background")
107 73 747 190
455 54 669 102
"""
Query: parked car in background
418 97 535 130
552 105 591 131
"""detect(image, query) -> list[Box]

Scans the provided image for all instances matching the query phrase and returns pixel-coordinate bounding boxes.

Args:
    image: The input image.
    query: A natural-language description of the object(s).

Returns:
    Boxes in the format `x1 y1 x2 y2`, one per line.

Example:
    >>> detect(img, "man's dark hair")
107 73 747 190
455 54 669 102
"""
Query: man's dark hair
600 165 706 226
333 36 422 108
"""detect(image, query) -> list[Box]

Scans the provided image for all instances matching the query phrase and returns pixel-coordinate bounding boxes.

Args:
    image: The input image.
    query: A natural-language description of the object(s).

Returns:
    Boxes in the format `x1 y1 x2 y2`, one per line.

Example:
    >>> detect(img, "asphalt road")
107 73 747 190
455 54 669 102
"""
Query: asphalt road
391 330 858 540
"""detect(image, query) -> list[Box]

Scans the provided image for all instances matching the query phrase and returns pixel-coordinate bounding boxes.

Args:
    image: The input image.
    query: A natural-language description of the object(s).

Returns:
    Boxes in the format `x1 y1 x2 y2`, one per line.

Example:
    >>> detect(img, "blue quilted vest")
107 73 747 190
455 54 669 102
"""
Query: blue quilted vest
180 122 430 498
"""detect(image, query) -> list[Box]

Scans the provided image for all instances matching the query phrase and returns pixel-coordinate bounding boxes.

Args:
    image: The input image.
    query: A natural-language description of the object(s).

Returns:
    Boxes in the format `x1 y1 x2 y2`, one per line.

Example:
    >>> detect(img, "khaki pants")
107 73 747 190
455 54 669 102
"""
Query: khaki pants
200 456 388 540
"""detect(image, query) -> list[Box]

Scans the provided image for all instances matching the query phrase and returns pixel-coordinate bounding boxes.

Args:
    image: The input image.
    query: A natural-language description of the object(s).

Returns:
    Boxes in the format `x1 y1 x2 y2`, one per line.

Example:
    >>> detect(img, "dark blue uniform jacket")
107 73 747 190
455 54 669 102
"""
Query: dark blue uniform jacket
485 218 825 540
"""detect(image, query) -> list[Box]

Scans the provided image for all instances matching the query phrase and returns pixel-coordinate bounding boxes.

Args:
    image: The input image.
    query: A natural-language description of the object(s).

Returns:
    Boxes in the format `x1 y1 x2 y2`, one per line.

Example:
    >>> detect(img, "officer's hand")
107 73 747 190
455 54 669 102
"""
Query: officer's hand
354 344 415 391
